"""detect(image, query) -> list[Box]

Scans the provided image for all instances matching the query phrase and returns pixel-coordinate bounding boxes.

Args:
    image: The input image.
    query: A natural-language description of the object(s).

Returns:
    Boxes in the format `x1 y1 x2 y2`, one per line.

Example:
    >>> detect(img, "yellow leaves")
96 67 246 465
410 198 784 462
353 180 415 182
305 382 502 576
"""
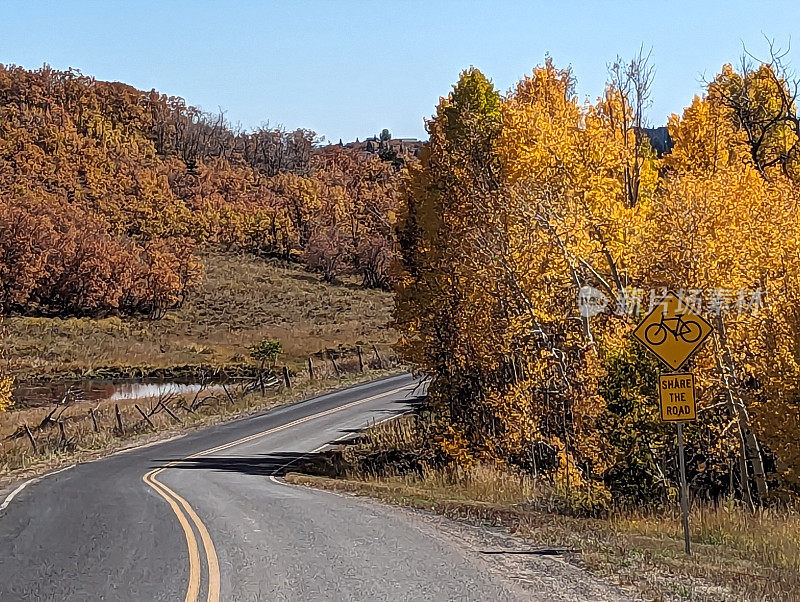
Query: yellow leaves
437 425 476 467
397 56 800 496
500 65 582 185
648 159 798 292
0 374 13 412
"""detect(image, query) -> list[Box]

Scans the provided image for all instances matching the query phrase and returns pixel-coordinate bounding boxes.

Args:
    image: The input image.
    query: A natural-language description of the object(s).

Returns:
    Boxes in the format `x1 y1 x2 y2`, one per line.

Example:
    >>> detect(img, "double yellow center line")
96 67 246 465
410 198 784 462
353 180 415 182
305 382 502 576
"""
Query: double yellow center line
143 468 219 602
142 382 413 602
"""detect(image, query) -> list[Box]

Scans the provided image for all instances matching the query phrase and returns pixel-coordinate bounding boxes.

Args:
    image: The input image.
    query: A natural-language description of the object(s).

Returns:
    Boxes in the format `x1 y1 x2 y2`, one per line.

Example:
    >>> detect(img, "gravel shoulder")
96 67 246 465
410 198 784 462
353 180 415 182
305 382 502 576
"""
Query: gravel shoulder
285 476 637 601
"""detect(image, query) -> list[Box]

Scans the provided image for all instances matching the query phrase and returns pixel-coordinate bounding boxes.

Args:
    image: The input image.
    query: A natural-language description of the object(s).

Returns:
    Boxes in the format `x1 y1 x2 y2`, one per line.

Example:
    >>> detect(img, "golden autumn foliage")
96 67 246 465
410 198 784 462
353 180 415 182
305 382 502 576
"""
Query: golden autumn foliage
0 376 11 412
396 55 800 505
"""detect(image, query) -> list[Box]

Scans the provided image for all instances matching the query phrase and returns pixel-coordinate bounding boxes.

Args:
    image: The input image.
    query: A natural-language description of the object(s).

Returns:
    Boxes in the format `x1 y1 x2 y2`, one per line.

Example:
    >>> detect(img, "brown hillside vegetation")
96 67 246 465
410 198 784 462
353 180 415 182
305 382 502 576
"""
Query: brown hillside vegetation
0 63 402 319
0 63 405 409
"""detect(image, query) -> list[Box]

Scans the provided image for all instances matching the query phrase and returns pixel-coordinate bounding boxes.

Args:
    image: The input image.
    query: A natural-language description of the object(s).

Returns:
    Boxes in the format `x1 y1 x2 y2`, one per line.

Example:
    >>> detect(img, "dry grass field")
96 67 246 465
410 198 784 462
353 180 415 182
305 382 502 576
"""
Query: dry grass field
2 250 396 380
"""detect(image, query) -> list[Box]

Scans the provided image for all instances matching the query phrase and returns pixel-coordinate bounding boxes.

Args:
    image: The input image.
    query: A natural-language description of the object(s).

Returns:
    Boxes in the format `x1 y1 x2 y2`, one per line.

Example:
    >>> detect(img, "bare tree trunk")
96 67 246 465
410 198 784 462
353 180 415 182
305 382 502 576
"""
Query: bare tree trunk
712 341 753 508
357 345 365 373
24 424 37 454
714 314 768 505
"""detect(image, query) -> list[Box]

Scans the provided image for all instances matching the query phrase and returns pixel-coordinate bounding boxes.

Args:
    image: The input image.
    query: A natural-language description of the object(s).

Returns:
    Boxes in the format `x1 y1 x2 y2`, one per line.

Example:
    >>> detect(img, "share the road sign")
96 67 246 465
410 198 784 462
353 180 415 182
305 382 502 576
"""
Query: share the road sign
632 292 713 370
659 373 696 421
632 291 708 556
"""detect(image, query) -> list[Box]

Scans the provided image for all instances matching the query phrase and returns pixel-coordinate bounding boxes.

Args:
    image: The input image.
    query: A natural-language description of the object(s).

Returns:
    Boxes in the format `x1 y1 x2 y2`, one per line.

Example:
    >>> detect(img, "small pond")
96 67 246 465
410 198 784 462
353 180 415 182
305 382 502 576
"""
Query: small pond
12 378 230 408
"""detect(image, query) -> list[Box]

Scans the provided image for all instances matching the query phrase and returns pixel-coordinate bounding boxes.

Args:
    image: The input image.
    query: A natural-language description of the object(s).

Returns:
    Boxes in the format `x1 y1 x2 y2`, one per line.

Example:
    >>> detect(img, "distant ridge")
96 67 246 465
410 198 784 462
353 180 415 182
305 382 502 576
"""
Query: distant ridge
325 134 425 168
643 126 673 157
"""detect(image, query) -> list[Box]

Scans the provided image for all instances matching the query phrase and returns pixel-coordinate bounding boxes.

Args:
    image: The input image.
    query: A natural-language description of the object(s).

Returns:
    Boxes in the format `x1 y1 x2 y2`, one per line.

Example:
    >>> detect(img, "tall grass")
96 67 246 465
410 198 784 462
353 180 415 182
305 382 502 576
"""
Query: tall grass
618 501 800 571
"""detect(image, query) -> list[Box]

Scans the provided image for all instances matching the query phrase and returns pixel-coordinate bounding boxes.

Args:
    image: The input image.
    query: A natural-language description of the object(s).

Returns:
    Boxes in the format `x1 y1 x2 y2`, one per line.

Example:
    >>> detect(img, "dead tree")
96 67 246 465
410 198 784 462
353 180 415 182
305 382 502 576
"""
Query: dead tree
713 315 769 506
707 39 800 181
606 47 655 208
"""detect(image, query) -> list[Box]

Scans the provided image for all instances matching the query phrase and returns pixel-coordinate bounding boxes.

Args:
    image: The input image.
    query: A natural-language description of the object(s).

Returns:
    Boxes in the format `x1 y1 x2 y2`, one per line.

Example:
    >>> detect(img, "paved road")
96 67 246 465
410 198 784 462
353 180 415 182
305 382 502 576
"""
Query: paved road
0 374 538 601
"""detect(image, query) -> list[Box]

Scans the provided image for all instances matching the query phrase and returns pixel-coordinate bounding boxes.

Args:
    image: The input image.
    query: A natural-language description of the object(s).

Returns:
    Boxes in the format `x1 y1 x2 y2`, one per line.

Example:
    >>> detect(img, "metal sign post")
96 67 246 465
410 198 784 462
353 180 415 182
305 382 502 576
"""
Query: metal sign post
676 422 691 555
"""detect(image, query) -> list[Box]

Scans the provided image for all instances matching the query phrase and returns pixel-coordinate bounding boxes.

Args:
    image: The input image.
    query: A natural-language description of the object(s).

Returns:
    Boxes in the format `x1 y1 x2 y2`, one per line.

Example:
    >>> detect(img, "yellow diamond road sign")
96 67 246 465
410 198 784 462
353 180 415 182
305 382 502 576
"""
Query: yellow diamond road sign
632 292 713 370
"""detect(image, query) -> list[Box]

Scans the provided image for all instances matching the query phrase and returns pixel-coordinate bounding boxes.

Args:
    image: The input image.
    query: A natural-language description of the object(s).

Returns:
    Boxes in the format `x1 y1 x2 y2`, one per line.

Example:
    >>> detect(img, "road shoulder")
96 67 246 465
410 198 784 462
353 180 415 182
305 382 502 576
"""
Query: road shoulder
283 473 637 601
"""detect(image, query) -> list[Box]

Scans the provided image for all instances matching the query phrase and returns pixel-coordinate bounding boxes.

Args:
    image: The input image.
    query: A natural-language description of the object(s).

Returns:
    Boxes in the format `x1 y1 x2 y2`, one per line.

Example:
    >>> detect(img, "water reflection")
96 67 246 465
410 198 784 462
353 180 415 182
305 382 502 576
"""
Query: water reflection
13 379 226 407
109 382 222 401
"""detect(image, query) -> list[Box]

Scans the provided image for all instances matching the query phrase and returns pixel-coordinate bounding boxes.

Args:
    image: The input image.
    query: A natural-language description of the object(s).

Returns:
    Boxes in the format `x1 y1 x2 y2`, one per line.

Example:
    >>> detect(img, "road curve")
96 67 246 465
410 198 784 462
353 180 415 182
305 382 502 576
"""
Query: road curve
0 374 533 601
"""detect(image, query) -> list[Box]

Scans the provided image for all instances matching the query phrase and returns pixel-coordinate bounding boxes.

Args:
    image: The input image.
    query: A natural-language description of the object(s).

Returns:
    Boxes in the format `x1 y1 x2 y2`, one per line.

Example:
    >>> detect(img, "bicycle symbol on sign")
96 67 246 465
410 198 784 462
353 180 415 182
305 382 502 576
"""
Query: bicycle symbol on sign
644 311 702 346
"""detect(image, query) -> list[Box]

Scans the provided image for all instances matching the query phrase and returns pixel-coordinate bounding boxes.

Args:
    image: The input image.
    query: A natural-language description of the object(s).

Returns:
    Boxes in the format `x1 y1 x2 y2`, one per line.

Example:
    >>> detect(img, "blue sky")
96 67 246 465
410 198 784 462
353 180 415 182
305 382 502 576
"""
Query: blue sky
1 1 798 142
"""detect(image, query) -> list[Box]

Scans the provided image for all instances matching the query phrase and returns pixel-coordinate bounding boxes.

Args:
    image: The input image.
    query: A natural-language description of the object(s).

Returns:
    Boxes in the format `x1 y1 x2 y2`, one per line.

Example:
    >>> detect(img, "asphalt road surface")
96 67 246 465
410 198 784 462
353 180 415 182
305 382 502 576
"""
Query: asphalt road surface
0 374 621 601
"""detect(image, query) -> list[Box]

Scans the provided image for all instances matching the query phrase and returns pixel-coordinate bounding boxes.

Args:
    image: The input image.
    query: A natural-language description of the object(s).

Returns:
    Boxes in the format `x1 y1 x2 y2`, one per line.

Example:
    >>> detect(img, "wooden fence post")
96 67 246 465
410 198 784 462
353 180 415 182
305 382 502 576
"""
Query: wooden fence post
24 424 38 454
89 408 99 433
160 402 183 424
357 345 365 373
135 404 155 429
282 365 292 389
329 351 341 378
221 383 235 406
372 344 384 369
308 357 315 380
115 404 124 435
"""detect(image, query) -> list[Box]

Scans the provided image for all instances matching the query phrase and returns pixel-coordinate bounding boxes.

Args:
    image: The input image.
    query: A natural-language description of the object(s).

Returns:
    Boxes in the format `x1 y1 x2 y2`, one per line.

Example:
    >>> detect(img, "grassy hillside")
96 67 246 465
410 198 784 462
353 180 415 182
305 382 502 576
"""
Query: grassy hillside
3 250 395 380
